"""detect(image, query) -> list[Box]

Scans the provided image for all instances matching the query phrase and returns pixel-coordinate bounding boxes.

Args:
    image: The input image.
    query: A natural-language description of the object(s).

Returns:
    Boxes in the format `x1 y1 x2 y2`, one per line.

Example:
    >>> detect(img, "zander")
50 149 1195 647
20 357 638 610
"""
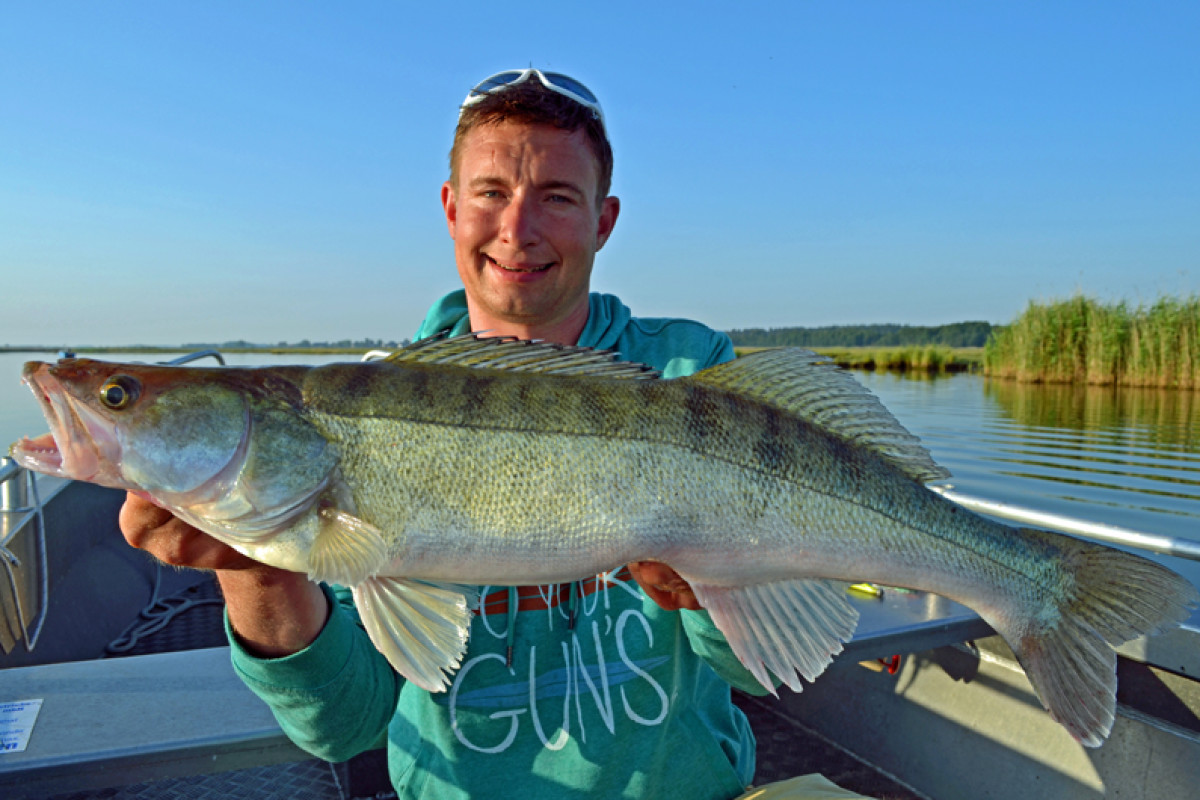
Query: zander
10 335 1198 747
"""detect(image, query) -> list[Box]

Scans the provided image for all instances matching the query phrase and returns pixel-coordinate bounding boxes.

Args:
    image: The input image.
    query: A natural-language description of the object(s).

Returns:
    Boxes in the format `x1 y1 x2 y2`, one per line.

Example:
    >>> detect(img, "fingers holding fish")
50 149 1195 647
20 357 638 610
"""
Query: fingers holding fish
629 561 703 611
119 491 330 657
118 491 259 571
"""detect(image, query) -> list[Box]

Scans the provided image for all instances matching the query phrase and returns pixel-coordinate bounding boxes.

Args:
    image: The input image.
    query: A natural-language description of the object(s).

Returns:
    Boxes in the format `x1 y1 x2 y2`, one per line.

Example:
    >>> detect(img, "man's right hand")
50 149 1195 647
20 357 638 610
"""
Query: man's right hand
119 492 259 571
118 492 330 658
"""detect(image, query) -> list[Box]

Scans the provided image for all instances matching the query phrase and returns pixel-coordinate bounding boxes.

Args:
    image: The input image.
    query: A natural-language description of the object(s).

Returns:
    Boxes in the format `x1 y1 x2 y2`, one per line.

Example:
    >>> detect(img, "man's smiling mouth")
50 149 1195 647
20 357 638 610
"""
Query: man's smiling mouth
487 255 553 273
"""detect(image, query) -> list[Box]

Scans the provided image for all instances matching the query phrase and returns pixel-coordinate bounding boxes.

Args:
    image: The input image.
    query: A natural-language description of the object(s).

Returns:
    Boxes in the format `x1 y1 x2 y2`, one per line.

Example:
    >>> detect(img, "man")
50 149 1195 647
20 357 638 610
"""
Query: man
121 69 767 799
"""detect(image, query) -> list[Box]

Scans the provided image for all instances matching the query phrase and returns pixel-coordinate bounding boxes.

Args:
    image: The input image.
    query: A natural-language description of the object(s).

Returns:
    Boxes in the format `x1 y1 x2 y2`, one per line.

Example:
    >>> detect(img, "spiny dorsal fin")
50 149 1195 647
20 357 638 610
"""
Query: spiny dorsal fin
383 334 660 380
688 348 950 484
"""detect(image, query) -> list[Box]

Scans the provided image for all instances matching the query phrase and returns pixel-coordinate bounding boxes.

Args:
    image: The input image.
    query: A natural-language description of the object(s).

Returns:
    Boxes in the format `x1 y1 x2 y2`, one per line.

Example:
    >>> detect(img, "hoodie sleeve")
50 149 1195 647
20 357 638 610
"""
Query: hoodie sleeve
228 584 402 761
680 608 775 695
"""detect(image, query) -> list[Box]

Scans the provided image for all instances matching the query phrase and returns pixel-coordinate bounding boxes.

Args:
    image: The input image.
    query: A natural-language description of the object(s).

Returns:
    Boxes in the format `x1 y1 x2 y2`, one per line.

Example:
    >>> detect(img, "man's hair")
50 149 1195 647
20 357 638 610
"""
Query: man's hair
449 78 613 203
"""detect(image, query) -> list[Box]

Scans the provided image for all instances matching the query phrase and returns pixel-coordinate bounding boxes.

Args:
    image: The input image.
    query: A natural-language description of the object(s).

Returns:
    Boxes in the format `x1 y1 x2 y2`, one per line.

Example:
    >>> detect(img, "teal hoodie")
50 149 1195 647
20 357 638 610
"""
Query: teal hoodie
231 291 764 799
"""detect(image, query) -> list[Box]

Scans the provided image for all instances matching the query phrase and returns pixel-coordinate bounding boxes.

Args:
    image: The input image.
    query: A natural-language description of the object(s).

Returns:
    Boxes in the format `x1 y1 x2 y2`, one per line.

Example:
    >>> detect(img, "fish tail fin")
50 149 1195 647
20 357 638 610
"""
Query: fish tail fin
994 529 1199 747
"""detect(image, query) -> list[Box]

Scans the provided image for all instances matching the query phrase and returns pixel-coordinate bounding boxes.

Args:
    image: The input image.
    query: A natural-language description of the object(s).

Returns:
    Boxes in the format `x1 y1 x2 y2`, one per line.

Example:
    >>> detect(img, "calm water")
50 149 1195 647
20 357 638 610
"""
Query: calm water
855 371 1200 589
5 352 1199 587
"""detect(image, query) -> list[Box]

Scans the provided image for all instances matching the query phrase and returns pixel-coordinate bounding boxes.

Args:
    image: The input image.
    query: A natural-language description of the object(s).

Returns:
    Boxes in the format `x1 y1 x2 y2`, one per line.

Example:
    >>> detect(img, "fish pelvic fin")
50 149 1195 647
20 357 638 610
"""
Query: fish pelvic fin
385 334 660 379
691 579 860 694
353 578 478 692
307 508 389 586
685 349 950 484
995 529 1200 748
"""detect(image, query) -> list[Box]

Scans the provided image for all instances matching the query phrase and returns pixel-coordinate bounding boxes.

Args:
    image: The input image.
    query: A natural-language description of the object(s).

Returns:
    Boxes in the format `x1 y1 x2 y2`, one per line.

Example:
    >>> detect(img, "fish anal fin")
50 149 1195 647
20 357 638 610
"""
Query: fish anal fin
690 579 860 694
307 508 389 586
353 577 478 692
989 529 1200 747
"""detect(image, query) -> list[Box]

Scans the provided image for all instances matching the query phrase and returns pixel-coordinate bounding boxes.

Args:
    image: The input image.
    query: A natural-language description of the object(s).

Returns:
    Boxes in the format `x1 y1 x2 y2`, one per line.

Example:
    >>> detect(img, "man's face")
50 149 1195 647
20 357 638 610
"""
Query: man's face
442 121 619 342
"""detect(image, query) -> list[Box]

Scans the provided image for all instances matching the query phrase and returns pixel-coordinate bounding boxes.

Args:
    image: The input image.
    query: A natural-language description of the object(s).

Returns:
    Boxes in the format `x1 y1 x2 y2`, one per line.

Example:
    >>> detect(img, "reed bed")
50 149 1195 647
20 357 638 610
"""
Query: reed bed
984 296 1200 388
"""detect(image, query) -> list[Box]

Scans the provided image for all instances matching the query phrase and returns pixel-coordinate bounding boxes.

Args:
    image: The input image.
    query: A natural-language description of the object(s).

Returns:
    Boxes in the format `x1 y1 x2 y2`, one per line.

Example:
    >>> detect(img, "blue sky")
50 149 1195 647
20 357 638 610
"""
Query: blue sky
2 1 1197 346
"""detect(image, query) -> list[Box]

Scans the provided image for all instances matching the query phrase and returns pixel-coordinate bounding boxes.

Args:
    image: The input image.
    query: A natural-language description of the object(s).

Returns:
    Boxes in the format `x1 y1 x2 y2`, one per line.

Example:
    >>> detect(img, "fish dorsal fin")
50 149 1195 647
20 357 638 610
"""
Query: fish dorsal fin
383 334 660 380
688 348 950 484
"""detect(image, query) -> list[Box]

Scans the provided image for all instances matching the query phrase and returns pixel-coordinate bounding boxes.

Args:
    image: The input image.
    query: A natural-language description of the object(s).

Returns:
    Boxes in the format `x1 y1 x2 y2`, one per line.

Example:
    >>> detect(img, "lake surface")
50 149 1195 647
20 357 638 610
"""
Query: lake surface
4 351 1199 588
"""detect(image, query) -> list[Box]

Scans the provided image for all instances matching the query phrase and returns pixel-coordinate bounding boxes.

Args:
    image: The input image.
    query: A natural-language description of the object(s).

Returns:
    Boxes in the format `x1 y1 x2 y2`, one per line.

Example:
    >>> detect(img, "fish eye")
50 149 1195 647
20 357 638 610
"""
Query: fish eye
99 375 141 410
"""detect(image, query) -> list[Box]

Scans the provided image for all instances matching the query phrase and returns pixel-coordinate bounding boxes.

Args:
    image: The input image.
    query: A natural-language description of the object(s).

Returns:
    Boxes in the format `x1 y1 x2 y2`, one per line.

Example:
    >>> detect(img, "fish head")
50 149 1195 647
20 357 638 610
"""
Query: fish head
12 358 253 494
11 359 337 542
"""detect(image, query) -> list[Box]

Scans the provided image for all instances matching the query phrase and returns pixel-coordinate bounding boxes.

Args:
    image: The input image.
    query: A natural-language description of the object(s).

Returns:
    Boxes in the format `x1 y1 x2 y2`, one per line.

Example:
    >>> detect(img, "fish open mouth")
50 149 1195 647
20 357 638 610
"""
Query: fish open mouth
12 431 63 472
10 364 107 480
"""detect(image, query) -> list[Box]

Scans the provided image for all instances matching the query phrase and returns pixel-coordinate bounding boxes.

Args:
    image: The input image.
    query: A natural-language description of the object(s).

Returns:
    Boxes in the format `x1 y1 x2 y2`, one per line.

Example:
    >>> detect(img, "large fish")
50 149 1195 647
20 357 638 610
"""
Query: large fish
10 336 1198 746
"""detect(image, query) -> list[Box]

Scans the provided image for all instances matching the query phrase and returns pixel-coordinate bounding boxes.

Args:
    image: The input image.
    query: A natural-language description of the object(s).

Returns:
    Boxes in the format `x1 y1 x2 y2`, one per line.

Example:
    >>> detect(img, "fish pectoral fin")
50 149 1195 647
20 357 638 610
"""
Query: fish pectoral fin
352 577 478 693
691 579 860 695
307 508 389 586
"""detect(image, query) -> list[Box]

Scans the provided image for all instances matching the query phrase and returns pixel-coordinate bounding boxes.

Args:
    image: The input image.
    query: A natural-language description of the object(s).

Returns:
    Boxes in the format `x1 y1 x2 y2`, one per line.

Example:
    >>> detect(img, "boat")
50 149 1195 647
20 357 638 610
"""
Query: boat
2 352 1198 799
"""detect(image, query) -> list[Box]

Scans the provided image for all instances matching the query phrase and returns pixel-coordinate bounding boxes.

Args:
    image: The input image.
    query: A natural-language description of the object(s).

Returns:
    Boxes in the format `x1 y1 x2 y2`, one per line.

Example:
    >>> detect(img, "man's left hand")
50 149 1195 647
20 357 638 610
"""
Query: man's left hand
629 561 703 611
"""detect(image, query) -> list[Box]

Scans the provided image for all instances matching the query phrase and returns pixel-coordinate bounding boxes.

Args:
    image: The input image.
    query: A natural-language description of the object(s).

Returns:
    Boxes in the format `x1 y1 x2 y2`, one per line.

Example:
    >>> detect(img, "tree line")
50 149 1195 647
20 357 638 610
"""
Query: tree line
726 322 994 349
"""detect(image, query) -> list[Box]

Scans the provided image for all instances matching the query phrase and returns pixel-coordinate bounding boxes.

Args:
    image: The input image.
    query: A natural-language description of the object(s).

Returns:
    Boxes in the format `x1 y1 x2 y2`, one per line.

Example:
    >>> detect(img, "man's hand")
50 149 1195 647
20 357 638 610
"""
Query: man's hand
118 492 329 657
629 561 703 611
120 492 258 571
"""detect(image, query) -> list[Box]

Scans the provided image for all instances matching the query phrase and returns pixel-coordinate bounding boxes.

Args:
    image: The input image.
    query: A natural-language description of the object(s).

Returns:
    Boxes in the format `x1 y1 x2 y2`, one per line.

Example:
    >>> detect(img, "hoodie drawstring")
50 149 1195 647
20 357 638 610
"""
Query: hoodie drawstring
505 586 518 668
567 581 578 630
503 581 580 669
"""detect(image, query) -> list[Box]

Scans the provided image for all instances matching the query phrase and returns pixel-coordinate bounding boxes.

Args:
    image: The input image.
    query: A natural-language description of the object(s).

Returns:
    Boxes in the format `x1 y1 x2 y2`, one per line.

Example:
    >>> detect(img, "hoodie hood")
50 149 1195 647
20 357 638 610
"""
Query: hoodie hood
413 290 633 350
414 289 732 379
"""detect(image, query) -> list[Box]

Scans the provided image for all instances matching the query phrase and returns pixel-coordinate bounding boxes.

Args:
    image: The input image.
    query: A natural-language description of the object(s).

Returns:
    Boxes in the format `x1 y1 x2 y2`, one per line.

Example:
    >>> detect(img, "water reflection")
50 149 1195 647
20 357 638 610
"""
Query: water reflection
984 379 1200 450
857 373 1200 552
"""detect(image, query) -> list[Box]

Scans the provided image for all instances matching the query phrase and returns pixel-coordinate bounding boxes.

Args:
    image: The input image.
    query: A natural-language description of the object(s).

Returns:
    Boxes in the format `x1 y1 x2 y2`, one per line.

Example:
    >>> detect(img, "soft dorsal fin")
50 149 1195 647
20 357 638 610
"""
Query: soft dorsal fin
687 348 950 484
382 334 660 380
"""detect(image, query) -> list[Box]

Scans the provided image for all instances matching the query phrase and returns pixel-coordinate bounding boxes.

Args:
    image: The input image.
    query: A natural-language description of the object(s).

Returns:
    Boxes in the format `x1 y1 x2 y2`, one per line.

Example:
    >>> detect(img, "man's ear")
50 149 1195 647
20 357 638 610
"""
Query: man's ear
595 195 620 250
441 182 458 238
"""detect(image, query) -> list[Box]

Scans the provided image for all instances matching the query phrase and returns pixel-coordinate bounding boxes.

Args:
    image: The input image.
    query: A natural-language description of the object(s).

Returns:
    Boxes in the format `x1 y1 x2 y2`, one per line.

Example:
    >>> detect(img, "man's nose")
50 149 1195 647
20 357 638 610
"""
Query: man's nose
498 194 540 247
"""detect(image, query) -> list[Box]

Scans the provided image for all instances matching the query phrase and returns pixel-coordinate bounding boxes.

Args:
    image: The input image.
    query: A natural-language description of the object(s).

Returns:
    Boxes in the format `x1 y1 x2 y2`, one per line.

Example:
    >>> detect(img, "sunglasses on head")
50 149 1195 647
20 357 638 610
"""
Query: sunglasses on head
460 69 605 130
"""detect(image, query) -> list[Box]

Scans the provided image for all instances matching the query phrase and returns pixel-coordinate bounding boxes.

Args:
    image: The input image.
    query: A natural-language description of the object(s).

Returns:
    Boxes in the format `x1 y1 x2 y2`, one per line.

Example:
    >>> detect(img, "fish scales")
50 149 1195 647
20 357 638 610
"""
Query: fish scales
303 359 1077 606
10 336 1198 746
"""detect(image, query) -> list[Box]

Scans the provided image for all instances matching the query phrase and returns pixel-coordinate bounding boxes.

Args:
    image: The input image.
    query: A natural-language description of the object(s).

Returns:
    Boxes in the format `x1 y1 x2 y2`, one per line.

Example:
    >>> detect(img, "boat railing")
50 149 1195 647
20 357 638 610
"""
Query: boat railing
0 457 48 655
931 484 1200 562
162 349 226 366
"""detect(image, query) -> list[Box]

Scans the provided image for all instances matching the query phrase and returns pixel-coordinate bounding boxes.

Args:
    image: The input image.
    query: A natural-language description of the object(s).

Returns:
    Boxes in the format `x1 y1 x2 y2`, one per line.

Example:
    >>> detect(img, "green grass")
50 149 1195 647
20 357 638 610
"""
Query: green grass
735 345 982 373
983 295 1200 388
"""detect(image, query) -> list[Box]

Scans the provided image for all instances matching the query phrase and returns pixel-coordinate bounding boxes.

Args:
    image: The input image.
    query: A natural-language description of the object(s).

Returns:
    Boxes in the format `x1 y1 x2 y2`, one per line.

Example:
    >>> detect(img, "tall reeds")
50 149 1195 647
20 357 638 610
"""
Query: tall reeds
984 296 1200 388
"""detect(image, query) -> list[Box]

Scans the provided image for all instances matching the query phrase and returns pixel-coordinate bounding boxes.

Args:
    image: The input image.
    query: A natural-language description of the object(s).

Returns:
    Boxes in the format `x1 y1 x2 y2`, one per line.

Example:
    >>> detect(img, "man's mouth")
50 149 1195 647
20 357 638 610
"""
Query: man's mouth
487 255 553 273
